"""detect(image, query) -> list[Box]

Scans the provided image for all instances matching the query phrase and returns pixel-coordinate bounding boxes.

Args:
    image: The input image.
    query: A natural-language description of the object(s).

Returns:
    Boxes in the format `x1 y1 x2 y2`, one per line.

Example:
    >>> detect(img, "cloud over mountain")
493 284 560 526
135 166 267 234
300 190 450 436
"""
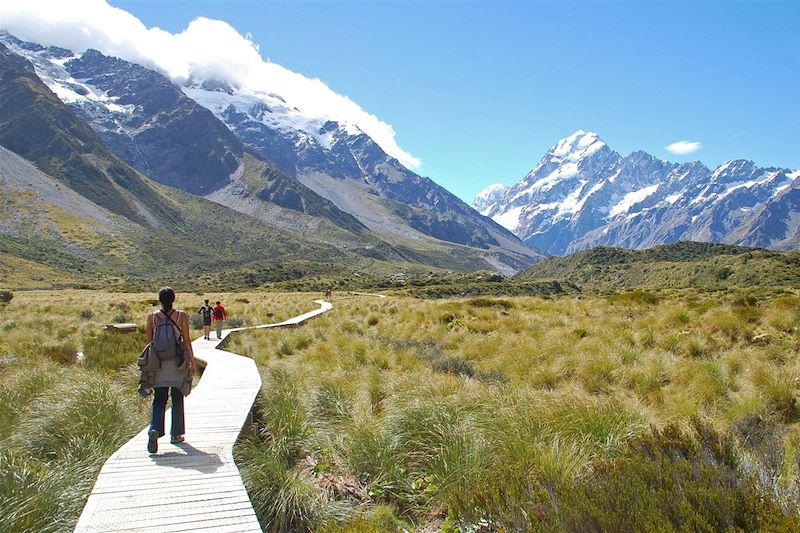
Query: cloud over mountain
666 140 702 155
1 0 421 169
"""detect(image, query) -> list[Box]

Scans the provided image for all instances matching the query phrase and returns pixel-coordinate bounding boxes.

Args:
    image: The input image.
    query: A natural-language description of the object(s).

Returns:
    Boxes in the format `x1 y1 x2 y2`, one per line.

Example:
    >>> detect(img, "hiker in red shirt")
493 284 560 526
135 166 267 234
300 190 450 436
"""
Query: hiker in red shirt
213 301 226 340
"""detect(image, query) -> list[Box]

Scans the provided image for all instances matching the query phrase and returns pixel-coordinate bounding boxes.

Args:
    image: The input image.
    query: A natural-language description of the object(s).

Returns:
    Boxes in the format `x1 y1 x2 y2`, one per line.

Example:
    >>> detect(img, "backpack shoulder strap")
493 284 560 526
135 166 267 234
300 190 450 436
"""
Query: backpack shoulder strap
164 310 184 342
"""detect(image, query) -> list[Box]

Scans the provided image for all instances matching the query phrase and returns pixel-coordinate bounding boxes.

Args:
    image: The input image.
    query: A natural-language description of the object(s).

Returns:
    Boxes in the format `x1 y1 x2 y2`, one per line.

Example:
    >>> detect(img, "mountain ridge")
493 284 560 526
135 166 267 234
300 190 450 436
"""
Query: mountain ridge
475 131 799 255
0 32 542 273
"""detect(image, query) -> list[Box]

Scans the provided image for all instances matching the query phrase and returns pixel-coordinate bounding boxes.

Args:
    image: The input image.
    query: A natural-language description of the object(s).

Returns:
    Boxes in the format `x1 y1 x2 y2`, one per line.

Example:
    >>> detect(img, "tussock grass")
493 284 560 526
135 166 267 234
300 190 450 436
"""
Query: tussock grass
4 288 799 530
232 291 799 530
0 289 319 531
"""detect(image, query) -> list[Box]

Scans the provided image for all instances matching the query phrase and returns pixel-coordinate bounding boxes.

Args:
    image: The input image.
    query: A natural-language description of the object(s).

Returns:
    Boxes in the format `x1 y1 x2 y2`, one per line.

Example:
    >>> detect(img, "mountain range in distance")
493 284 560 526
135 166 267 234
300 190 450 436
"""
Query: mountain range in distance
474 130 799 256
1 30 798 291
0 32 541 289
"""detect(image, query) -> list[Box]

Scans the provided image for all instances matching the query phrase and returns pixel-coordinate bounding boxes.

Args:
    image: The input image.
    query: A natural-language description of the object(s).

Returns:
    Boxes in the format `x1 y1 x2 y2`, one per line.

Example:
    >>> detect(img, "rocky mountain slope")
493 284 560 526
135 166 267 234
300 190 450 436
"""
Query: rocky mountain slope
0 34 365 235
184 83 541 270
0 41 466 289
475 130 799 255
1 33 542 273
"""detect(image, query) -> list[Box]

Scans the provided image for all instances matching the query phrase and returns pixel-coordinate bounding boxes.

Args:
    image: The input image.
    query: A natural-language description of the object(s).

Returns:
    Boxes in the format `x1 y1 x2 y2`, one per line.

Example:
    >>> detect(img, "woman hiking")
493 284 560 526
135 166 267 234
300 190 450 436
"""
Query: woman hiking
146 287 196 454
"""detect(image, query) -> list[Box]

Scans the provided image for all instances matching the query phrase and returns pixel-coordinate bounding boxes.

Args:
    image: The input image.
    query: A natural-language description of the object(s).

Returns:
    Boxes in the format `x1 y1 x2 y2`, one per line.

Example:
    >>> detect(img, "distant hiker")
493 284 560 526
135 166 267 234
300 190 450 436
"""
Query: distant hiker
213 300 226 340
145 287 195 454
325 287 332 299
198 299 213 340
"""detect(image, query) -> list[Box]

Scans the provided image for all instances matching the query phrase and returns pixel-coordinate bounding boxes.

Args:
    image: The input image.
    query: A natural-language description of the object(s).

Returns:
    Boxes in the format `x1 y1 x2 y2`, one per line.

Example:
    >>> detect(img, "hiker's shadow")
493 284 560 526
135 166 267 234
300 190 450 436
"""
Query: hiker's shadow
150 442 225 474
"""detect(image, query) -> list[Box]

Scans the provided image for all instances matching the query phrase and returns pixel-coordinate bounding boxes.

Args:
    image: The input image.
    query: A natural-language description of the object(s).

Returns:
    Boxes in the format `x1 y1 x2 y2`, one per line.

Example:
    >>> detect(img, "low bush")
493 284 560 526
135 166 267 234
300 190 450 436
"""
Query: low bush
226 317 247 328
82 331 146 371
0 291 13 303
607 290 660 305
41 342 79 365
544 424 799 532
189 314 204 330
313 380 354 422
466 298 514 309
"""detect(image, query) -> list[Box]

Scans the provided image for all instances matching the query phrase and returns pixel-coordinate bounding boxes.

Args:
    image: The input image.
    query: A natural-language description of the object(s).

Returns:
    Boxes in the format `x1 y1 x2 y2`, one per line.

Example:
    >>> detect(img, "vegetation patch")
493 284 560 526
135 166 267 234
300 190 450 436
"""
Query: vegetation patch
3 289 800 531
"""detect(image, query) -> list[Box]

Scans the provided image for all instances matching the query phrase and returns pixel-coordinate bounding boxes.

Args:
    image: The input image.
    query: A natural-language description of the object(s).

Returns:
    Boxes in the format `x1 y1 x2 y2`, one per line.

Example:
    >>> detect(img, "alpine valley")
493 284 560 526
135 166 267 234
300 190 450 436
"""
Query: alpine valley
474 130 800 256
2 31 798 292
0 32 541 289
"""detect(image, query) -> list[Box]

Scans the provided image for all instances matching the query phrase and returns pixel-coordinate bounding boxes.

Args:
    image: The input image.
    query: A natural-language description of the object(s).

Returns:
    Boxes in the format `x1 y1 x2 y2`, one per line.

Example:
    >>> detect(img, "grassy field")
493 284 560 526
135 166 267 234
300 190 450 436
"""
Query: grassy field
227 290 800 532
0 289 315 532
2 288 799 532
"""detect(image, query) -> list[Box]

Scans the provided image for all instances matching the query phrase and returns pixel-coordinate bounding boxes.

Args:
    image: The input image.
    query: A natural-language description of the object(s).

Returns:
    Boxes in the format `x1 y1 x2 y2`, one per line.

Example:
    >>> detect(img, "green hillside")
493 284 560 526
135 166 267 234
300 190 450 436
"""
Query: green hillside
517 241 800 293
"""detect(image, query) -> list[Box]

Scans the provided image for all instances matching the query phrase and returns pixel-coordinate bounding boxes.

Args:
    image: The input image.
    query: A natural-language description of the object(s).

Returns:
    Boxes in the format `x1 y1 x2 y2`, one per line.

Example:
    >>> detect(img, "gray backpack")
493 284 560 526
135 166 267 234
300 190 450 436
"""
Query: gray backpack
153 311 184 365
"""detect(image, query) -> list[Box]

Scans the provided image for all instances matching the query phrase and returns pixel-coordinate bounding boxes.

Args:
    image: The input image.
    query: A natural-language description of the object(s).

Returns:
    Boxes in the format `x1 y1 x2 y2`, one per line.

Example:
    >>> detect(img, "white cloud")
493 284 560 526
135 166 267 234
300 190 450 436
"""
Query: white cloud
0 0 421 169
665 140 702 155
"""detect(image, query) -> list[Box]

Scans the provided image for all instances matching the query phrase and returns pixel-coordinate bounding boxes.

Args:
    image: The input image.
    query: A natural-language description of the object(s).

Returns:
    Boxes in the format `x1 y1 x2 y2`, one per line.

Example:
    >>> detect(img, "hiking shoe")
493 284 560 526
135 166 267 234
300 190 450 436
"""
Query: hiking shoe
147 429 159 454
170 434 185 444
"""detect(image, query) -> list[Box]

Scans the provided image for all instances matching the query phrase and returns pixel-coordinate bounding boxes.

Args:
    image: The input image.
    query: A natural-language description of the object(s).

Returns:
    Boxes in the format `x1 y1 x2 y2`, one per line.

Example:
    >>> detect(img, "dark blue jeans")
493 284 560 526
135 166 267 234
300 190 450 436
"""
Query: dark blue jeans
150 387 185 437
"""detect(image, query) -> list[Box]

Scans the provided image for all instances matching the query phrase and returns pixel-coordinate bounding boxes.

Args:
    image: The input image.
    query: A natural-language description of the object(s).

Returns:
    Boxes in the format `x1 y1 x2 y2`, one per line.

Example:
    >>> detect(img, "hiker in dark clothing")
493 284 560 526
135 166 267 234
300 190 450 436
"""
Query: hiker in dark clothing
146 287 195 454
198 299 213 340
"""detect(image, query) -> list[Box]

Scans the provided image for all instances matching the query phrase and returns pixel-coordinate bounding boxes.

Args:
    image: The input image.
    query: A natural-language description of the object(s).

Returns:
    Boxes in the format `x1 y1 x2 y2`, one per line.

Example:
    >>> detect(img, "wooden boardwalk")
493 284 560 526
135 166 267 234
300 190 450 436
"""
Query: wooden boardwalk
74 300 333 532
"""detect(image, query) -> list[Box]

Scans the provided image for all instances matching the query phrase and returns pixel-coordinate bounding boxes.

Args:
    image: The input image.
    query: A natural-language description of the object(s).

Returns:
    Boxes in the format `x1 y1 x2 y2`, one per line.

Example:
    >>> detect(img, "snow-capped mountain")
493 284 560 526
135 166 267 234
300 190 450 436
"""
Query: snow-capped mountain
472 184 509 214
475 130 799 255
1 33 542 272
179 80 537 266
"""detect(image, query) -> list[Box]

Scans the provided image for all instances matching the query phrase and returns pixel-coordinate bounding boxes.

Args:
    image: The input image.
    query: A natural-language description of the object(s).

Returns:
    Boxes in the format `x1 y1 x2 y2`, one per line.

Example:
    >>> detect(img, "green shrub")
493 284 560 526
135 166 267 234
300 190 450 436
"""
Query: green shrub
608 291 660 305
41 342 79 365
313 380 354 422
467 298 514 309
255 369 309 465
572 327 589 339
277 341 294 357
82 331 146 371
236 441 325 533
189 313 204 330
545 424 799 532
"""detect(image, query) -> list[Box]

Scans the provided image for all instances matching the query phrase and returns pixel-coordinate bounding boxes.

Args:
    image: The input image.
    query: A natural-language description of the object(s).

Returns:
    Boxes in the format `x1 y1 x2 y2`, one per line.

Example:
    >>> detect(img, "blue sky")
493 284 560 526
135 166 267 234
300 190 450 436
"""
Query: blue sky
114 1 800 202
